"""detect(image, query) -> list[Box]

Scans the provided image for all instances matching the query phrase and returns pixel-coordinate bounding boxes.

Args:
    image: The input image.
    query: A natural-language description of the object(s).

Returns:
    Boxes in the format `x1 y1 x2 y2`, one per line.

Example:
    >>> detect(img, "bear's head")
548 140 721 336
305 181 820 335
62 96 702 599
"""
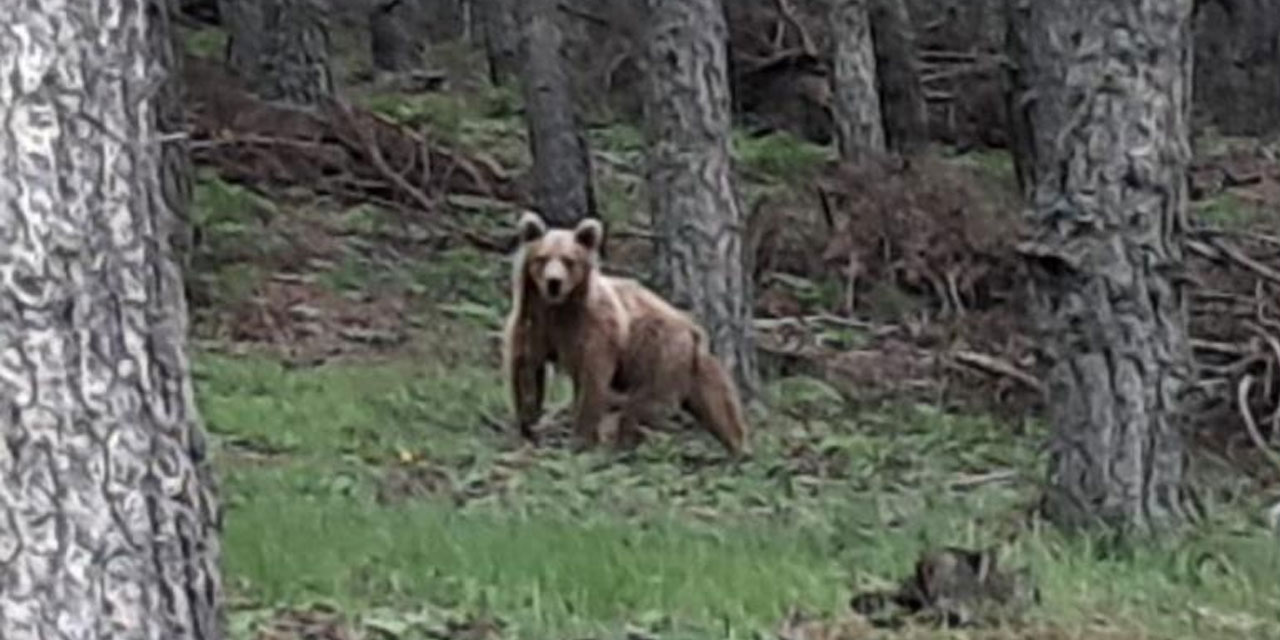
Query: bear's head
516 211 604 305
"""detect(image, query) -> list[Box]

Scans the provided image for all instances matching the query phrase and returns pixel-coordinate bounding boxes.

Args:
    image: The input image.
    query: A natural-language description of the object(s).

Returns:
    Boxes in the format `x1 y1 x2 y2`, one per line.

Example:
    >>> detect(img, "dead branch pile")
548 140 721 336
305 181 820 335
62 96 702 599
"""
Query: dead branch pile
752 150 1280 461
183 55 523 219
751 156 1039 415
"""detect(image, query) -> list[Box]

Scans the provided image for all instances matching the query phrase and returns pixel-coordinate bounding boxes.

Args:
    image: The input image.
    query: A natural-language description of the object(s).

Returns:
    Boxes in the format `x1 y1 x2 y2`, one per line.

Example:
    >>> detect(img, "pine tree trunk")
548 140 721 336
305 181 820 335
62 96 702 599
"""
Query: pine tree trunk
371 0 426 73
517 0 597 228
220 0 335 105
477 0 520 86
643 0 758 398
1015 0 1198 534
869 0 929 154
0 1 224 638
830 0 886 162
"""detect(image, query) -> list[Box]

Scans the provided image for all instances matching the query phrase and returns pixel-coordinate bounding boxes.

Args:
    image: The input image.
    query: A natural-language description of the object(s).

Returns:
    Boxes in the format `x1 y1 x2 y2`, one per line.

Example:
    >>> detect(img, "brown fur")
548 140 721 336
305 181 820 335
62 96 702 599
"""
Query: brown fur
501 211 750 456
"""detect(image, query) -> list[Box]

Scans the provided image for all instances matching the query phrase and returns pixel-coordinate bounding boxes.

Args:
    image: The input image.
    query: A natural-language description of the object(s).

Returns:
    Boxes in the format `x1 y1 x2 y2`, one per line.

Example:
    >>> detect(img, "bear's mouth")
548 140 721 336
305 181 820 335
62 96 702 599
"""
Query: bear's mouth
540 281 571 304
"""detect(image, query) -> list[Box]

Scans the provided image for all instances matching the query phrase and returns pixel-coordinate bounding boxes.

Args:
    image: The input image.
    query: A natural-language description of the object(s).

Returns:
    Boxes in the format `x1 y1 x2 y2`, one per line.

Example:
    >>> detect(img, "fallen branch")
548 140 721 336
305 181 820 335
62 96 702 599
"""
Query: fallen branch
948 350 1045 395
1208 237 1280 286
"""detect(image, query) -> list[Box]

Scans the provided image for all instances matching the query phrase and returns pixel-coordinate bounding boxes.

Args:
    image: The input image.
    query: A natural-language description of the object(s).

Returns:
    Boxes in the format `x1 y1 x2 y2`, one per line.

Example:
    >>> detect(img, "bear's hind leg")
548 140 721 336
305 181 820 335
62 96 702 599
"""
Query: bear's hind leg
684 352 750 457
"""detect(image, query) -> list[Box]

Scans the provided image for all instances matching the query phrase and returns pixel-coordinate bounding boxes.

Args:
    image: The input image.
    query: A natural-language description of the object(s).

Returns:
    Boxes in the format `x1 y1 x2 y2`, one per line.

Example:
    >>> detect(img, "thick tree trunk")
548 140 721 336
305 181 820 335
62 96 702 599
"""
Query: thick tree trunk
0 1 223 638
517 0 598 227
220 0 335 105
869 0 929 154
477 0 520 85
371 0 426 72
830 0 886 162
643 0 758 398
1016 0 1197 534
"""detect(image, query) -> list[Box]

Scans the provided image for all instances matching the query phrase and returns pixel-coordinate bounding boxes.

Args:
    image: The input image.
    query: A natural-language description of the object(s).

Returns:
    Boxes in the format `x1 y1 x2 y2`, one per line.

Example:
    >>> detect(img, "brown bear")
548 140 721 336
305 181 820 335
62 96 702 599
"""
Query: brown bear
501 211 750 456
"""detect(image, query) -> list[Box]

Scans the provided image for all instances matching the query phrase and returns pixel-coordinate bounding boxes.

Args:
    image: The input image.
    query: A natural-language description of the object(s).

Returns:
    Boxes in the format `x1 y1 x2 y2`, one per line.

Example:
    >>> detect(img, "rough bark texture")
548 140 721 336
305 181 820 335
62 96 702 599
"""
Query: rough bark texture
1015 0 1197 534
643 0 758 398
869 0 929 154
220 0 335 105
478 0 520 85
516 0 598 228
831 0 886 162
0 1 224 639
371 0 426 72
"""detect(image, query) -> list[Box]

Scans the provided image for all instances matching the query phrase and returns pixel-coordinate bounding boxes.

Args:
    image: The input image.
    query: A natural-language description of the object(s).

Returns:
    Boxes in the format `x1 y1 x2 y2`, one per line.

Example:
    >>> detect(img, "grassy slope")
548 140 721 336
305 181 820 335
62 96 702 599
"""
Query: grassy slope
180 25 1280 640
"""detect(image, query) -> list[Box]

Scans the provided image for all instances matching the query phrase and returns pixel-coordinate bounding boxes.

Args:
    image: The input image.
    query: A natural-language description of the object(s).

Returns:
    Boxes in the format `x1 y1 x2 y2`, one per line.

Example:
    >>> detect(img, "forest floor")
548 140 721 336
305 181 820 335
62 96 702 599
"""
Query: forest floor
179 28 1280 640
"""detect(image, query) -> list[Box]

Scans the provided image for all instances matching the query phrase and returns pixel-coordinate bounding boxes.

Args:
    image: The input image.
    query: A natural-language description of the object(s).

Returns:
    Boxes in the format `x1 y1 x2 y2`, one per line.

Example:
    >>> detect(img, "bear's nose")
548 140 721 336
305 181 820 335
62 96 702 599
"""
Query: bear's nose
546 278 562 297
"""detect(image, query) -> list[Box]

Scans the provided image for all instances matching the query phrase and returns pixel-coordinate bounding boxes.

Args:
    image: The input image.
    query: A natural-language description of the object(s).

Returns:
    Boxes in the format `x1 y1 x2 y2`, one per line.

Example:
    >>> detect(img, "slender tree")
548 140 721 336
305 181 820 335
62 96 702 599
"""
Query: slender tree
1010 0 1198 533
477 0 520 86
643 0 758 397
371 0 426 73
869 0 929 154
516 0 598 227
220 0 335 105
830 0 886 162
0 1 224 637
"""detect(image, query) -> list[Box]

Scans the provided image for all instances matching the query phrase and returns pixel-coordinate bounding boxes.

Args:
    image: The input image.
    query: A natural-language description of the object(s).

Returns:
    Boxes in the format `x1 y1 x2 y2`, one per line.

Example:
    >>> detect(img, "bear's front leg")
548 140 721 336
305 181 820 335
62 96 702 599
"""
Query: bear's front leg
569 347 618 449
513 353 546 441
507 325 547 441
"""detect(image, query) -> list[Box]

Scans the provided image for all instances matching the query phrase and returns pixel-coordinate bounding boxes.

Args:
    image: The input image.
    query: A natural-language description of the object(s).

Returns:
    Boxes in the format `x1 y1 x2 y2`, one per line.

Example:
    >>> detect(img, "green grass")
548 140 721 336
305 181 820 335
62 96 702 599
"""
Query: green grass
198 336 1280 639
732 129 834 185
1193 191 1267 229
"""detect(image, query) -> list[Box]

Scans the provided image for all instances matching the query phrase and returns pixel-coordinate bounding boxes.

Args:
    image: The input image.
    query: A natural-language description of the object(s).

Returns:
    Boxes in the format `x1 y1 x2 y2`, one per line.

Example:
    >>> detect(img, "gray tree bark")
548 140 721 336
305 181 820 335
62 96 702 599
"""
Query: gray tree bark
830 0 886 162
220 0 335 105
643 0 758 398
477 0 520 86
869 0 929 154
1013 0 1198 534
0 1 224 638
516 0 598 227
371 0 426 72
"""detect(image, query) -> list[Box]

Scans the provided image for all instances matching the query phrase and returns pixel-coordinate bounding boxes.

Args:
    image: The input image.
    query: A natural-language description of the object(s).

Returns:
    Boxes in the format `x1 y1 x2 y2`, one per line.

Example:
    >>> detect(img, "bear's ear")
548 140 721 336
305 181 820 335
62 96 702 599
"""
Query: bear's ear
516 210 547 244
574 218 604 252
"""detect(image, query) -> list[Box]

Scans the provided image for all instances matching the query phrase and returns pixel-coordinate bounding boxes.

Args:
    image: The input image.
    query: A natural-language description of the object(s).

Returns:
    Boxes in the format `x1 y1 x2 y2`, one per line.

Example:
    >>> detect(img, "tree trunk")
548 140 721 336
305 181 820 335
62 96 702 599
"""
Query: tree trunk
643 0 758 398
517 0 598 227
830 0 886 162
371 0 426 72
153 0 197 274
0 1 224 638
1015 0 1197 534
220 0 335 105
478 0 520 85
869 0 929 154
423 0 468 42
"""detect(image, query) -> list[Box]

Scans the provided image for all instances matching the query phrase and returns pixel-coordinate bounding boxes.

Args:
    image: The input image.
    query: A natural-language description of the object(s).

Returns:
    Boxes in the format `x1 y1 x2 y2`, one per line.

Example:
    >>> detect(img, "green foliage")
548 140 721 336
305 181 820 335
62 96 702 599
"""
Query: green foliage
182 27 227 60
732 130 834 185
188 172 281 310
1193 191 1266 229
948 148 1017 187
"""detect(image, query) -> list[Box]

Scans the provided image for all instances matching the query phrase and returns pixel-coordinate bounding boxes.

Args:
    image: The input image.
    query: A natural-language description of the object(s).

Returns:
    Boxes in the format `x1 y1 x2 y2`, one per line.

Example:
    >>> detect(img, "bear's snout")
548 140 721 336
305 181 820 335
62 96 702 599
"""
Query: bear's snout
538 258 572 302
